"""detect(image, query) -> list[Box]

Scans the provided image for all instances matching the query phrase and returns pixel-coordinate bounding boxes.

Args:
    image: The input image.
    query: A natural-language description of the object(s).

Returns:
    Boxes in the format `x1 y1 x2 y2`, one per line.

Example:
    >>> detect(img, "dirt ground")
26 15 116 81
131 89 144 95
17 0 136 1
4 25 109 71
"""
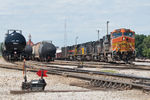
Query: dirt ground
0 58 150 100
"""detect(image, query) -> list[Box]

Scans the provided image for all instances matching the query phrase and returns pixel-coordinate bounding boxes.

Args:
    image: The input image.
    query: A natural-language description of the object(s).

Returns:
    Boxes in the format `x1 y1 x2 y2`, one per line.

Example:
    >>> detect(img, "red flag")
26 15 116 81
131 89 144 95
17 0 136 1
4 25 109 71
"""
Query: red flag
36 70 48 77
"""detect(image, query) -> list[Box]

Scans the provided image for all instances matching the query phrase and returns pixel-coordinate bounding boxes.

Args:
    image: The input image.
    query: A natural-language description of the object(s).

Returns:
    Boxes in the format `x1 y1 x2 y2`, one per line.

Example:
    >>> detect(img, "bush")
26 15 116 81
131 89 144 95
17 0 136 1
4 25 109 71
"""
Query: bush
135 34 150 58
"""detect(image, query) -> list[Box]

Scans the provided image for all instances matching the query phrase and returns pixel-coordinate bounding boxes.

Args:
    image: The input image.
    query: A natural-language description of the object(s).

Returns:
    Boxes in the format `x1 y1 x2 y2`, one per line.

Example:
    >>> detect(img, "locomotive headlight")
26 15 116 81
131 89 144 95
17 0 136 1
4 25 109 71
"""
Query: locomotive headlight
123 37 125 40
14 51 17 54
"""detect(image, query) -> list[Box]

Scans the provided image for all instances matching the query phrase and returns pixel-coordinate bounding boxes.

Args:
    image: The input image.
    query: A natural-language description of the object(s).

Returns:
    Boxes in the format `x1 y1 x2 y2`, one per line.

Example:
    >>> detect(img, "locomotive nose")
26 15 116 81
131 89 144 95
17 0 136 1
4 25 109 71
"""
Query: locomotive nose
119 37 133 52
123 37 130 42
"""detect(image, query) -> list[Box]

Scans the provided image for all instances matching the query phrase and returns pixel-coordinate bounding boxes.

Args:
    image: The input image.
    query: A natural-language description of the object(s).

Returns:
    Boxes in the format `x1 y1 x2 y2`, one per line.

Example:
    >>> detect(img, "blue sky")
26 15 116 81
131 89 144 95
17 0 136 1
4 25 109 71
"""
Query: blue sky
0 0 150 47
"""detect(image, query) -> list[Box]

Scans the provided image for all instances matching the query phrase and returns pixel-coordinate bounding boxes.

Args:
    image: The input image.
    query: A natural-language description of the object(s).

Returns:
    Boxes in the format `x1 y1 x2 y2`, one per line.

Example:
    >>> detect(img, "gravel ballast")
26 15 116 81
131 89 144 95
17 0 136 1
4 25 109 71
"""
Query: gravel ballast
0 59 150 99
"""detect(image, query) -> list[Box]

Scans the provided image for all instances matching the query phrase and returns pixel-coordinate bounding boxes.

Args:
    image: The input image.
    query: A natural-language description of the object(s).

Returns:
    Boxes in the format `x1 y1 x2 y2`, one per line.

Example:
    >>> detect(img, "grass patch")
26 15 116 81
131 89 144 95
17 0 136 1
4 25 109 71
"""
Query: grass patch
100 70 118 73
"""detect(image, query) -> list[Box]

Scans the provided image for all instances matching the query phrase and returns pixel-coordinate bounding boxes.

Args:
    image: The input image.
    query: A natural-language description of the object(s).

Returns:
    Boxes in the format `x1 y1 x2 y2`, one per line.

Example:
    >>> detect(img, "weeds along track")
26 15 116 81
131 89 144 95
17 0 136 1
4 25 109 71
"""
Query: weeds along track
1 61 150 93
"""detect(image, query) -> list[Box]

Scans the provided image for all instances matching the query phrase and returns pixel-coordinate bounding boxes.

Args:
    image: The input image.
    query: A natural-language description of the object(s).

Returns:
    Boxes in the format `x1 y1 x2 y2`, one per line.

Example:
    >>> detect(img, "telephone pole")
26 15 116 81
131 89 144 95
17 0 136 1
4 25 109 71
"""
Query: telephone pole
97 30 100 40
64 18 67 59
107 21 109 35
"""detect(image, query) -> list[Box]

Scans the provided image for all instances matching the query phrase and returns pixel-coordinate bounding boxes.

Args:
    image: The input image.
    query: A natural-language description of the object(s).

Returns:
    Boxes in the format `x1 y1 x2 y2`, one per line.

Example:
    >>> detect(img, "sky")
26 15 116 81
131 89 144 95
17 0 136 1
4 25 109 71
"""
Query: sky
0 0 150 47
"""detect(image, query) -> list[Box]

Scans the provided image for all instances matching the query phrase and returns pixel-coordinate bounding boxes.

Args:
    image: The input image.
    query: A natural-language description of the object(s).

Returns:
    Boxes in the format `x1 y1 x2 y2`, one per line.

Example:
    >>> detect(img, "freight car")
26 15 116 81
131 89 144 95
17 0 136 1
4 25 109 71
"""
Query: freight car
56 48 62 60
1 30 26 61
24 45 32 60
32 41 56 62
60 28 135 63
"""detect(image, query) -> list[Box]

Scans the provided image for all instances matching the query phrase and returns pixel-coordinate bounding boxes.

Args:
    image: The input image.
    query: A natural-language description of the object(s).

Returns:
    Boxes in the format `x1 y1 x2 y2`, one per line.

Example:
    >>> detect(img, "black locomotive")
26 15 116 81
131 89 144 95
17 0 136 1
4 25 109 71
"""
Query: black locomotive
59 28 135 63
1 30 26 61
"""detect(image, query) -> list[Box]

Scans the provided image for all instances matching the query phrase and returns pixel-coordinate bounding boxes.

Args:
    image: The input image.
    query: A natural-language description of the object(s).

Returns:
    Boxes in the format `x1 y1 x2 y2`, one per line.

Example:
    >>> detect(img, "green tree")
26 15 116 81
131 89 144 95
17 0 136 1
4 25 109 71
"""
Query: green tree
142 35 150 58
135 34 146 57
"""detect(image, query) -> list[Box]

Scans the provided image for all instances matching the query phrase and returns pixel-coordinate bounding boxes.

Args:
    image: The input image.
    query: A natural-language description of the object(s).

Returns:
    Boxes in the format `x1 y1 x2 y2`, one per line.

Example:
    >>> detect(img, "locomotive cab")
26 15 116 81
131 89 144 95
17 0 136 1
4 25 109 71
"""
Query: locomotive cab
111 28 135 62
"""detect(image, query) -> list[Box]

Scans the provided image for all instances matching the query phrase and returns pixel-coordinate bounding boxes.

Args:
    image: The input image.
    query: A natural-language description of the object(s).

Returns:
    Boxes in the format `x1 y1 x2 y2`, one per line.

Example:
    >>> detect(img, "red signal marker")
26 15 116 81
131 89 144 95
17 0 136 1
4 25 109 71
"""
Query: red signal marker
37 70 48 77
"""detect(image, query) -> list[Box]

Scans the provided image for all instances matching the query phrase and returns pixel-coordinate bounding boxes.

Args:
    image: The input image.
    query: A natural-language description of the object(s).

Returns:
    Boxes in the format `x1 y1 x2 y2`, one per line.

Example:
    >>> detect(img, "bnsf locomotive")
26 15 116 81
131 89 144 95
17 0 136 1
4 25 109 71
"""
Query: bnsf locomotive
1 30 26 61
59 28 135 63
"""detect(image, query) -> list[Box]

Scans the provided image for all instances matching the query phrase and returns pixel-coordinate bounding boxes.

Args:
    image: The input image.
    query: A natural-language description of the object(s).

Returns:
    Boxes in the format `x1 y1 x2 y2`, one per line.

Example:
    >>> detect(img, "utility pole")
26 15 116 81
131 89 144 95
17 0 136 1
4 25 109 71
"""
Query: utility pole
107 21 109 35
97 30 100 40
75 36 78 55
64 18 67 59
96 29 101 56
75 36 79 46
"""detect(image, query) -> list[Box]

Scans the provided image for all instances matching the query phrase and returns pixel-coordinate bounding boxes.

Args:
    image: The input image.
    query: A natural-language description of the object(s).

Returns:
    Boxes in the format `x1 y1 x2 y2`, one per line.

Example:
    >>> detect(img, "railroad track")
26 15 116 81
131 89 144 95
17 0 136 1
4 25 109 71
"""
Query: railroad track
135 59 150 63
19 61 150 81
15 60 150 71
0 61 147 93
46 60 150 71
10 90 92 94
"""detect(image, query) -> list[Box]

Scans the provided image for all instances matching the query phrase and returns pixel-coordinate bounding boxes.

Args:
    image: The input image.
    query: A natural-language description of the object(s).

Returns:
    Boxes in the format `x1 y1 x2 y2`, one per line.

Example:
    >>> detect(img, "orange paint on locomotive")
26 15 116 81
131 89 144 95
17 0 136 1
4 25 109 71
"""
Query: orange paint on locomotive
111 29 135 52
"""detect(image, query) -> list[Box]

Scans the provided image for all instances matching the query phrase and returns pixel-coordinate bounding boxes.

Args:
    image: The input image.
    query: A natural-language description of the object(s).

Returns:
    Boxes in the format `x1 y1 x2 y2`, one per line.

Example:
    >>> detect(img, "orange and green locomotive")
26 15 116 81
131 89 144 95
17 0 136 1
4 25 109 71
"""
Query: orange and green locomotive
60 28 135 63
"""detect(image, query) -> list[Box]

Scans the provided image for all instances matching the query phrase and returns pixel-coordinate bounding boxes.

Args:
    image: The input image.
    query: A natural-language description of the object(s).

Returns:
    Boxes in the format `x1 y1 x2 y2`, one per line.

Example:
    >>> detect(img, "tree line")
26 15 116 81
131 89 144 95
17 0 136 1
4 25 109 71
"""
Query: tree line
135 34 150 58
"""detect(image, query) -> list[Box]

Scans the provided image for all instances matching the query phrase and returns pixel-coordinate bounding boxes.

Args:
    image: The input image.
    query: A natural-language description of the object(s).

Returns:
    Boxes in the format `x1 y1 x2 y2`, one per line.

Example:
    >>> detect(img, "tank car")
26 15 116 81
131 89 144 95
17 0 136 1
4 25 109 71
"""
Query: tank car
2 30 26 61
24 45 32 60
32 41 56 62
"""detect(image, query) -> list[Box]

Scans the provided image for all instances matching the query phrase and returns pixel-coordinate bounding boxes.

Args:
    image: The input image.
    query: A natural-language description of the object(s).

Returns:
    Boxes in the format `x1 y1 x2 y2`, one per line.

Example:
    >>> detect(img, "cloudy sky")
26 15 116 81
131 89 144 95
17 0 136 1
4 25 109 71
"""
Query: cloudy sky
0 0 150 47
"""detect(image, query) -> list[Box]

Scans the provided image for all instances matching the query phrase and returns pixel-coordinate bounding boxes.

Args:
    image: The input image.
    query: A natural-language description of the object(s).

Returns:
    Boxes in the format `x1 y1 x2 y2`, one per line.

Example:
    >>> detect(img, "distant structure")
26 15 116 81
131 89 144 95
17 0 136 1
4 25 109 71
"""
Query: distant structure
26 34 34 46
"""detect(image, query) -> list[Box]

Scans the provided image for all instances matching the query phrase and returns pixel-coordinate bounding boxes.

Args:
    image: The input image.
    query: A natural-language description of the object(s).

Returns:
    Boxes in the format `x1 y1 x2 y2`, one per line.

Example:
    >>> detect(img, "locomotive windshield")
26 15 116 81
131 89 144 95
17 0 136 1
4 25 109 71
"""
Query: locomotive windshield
112 32 122 38
124 32 134 37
